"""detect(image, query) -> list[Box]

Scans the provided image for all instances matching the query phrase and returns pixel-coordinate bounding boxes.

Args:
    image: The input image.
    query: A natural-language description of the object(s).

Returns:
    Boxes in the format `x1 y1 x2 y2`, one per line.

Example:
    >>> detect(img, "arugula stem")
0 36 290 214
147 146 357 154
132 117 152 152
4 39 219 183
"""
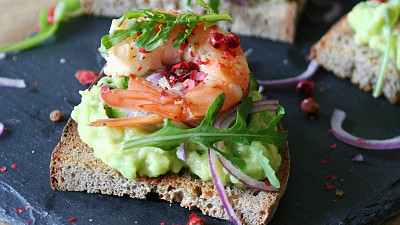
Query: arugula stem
198 13 233 23
373 7 395 98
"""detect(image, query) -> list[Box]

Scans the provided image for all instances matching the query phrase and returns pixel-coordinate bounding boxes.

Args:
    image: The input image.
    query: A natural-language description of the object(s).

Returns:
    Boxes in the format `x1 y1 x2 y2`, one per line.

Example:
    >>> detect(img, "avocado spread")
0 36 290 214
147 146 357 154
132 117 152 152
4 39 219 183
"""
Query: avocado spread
348 0 400 68
71 76 281 188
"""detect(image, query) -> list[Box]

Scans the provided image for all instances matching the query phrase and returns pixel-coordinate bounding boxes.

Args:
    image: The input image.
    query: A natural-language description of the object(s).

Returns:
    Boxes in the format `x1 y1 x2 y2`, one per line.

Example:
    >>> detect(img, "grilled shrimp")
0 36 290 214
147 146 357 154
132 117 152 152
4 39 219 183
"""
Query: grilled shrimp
91 14 250 126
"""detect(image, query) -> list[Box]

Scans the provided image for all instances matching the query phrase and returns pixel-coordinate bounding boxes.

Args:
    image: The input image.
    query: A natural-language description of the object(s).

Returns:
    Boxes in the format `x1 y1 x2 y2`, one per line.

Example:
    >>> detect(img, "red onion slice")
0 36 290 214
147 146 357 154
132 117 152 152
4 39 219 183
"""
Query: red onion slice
243 48 253 57
99 63 107 75
146 72 164 84
208 149 242 225
0 53 6 60
0 122 4 136
218 155 278 192
331 108 400 149
176 142 187 161
352 154 364 162
0 77 26 88
257 59 319 87
216 100 279 129
183 121 199 128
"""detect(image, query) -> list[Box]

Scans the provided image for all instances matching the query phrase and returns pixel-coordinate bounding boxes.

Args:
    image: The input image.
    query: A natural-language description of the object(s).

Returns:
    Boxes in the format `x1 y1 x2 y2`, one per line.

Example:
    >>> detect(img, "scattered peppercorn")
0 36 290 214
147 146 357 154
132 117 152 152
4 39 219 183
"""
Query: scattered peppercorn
67 217 76 222
187 213 206 225
209 32 226 49
226 32 240 48
50 110 64 122
1 166 6 172
296 80 315 96
75 70 99 85
11 163 18 169
325 182 335 190
138 48 150 53
301 98 319 114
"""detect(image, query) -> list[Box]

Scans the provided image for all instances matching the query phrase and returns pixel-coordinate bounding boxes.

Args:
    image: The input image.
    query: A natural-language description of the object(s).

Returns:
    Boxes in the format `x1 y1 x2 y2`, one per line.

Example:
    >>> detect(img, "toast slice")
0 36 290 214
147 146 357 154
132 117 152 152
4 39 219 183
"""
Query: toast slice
50 118 289 224
81 0 307 43
311 15 400 104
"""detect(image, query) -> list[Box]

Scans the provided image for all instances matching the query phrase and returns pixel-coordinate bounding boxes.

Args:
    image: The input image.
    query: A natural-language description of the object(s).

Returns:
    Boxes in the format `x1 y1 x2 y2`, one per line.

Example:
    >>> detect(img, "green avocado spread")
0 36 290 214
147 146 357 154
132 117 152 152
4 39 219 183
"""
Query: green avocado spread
71 76 281 187
348 0 400 68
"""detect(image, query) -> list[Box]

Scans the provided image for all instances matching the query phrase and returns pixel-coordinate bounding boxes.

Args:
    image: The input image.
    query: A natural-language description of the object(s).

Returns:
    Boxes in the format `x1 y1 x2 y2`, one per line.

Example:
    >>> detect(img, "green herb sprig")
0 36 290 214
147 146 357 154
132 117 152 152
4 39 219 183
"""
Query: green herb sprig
0 0 81 54
100 0 233 54
123 93 288 188
184 0 220 13
373 6 396 98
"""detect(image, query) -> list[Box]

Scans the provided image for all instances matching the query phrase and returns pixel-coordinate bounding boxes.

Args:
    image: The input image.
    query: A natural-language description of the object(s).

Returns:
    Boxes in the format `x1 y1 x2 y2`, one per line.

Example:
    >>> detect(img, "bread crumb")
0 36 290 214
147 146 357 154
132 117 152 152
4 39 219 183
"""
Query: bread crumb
50 110 64 122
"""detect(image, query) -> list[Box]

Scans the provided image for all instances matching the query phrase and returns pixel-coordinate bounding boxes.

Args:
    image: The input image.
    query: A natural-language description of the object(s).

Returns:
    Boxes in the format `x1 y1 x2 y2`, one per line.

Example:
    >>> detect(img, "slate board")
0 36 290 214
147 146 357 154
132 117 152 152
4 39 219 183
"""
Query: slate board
1 1 400 224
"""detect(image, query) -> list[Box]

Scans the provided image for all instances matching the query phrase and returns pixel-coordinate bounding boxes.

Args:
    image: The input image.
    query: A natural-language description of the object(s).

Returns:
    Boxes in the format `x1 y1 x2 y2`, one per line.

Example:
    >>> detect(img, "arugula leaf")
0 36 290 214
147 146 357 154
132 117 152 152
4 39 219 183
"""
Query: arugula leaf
0 0 81 54
250 146 280 188
100 0 233 54
123 93 288 173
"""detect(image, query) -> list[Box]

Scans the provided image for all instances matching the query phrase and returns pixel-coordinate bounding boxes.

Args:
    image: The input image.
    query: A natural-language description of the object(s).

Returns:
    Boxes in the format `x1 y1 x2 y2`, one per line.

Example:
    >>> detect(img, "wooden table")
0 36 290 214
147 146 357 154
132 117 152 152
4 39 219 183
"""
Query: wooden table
0 1 399 224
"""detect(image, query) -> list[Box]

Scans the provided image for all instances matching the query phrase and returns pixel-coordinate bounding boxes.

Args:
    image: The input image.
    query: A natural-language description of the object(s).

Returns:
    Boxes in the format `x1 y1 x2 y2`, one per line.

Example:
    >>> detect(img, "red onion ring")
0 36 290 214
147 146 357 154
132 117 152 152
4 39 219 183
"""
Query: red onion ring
208 149 242 225
0 77 26 88
216 100 279 129
183 121 199 128
99 63 106 75
212 100 279 193
243 48 253 57
176 142 187 161
331 108 400 149
146 72 164 84
257 60 319 87
0 122 3 136
217 155 278 192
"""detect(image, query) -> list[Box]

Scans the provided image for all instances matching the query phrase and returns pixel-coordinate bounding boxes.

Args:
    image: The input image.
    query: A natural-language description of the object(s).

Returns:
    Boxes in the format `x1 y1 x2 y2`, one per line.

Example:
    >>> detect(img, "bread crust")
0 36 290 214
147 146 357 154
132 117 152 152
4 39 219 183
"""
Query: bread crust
80 0 307 43
50 118 289 224
311 15 400 104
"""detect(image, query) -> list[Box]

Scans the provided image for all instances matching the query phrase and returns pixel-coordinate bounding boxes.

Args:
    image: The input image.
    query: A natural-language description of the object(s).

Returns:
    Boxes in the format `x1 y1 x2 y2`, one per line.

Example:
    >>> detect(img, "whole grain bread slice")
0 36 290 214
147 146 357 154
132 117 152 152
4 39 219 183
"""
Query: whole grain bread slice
50 118 289 224
80 0 307 43
311 15 400 104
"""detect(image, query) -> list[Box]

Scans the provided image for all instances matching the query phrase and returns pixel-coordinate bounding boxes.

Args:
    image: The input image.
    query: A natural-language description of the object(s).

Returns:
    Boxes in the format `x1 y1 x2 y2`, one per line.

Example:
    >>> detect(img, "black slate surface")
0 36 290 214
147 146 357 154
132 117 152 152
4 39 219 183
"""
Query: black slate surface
1 1 400 224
